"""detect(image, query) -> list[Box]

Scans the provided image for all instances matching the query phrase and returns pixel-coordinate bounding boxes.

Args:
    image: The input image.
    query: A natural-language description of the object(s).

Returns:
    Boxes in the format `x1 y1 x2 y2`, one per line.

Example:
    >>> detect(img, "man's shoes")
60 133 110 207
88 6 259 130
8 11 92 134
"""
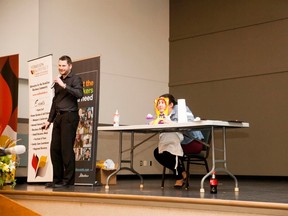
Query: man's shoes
45 182 54 188
45 182 70 188
53 183 70 188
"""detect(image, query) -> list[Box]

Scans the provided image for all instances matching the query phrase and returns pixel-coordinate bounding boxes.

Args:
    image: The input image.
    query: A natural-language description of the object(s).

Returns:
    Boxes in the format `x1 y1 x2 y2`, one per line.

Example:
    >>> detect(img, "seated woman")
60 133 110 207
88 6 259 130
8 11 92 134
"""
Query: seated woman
153 93 203 188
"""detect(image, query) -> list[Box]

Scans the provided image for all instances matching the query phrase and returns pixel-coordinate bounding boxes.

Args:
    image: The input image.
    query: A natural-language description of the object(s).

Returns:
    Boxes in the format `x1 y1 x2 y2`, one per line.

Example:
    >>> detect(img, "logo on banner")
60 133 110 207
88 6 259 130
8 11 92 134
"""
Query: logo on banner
31 154 49 178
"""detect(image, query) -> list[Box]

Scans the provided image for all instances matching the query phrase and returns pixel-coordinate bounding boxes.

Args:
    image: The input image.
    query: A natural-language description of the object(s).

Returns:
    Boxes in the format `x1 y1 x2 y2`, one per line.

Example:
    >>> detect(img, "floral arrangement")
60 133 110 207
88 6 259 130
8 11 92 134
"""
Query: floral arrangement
0 135 18 189
0 154 16 188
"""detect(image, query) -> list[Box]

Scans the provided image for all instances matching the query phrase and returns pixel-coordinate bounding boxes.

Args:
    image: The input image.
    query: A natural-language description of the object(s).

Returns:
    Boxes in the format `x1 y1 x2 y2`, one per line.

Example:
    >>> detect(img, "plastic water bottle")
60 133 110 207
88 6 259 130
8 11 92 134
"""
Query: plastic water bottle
210 171 218 194
113 110 120 126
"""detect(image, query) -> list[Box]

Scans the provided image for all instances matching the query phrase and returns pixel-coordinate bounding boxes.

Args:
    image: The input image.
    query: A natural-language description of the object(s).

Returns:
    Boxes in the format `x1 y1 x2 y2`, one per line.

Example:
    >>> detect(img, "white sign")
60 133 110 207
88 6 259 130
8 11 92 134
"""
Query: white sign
177 99 188 123
27 54 53 182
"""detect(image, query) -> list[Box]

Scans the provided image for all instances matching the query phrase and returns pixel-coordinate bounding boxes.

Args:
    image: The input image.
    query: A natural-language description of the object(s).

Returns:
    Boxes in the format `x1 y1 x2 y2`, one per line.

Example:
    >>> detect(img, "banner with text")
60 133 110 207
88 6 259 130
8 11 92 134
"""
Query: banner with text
73 56 100 185
27 54 53 182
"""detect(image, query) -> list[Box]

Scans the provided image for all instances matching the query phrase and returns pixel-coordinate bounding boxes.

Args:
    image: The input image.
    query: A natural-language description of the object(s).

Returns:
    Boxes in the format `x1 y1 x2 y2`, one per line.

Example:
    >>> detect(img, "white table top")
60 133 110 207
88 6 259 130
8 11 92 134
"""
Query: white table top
97 120 249 133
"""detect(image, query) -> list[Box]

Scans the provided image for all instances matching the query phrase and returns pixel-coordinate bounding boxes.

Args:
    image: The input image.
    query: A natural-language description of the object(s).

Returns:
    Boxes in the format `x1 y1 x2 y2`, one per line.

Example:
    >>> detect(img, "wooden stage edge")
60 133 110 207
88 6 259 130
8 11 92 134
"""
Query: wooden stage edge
1 190 288 213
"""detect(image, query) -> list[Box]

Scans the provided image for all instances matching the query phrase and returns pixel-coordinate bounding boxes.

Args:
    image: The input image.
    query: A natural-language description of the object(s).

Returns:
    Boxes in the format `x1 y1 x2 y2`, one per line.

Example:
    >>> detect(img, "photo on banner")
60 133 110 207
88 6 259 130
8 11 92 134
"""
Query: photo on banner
27 54 53 182
73 56 100 185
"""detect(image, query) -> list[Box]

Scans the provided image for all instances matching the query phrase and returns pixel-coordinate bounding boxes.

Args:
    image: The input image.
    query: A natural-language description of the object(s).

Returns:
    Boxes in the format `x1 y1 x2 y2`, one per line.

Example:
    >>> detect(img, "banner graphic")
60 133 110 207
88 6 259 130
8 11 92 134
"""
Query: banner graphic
73 56 100 185
0 54 18 139
0 54 19 183
27 54 53 182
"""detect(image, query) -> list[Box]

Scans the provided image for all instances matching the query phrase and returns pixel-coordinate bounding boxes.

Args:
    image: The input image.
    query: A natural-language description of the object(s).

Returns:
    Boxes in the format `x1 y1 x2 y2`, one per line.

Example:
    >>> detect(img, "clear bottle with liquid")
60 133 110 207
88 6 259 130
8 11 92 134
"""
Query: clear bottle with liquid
113 110 120 126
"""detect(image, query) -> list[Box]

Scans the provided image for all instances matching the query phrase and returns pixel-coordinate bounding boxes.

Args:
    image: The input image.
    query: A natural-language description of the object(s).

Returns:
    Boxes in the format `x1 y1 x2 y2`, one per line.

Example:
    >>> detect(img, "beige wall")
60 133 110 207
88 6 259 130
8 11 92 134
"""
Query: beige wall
0 0 169 175
0 0 169 123
169 0 288 176
3 0 287 177
38 0 169 125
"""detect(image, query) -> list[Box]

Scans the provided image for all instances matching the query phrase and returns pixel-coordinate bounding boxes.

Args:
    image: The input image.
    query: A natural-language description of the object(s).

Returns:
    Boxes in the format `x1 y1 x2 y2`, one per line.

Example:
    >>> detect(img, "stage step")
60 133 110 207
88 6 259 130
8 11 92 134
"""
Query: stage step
0 194 40 216
1 190 288 216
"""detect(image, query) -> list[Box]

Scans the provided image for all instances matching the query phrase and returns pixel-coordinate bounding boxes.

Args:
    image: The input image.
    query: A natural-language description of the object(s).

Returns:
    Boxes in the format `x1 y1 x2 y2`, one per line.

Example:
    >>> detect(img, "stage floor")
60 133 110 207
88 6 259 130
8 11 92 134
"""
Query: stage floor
10 175 288 204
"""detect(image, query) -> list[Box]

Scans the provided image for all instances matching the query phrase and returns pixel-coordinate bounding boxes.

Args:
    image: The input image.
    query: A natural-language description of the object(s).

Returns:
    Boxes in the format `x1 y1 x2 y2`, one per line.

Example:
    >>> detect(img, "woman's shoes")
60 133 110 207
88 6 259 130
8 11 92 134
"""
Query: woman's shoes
182 171 187 180
174 179 185 188
174 171 187 188
174 180 185 188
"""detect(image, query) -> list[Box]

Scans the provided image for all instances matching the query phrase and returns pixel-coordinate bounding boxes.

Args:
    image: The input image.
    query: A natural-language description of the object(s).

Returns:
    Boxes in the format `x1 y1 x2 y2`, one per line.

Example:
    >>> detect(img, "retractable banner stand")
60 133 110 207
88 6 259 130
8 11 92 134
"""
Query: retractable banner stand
27 54 53 182
0 54 18 138
0 54 19 182
73 56 100 185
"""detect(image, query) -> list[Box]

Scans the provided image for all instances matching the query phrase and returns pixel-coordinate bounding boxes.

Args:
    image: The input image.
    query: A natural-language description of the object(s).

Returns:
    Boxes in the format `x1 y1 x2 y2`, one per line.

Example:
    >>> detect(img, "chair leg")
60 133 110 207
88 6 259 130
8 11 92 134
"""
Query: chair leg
204 160 209 173
185 158 190 189
161 166 166 188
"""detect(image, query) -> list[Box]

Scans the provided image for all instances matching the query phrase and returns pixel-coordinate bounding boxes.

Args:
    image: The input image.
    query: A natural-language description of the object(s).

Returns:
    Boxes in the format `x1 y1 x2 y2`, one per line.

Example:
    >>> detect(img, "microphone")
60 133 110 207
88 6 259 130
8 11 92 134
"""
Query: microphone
51 75 61 89
0 145 26 156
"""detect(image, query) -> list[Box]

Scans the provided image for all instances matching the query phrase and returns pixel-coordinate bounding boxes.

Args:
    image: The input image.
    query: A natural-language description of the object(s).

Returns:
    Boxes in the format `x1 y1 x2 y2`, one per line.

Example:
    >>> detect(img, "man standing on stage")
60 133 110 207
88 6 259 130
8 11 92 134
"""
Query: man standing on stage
43 55 83 188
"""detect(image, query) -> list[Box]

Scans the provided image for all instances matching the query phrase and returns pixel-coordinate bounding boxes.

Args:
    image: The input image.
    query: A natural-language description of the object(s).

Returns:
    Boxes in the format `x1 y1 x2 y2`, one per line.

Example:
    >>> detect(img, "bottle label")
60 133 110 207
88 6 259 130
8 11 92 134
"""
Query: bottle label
210 179 218 186
113 115 119 126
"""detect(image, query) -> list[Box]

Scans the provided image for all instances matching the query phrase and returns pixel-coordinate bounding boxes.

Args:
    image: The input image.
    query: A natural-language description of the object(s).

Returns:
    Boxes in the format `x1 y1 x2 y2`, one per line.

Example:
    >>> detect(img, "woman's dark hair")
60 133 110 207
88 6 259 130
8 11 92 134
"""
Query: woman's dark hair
160 93 177 106
59 55 72 65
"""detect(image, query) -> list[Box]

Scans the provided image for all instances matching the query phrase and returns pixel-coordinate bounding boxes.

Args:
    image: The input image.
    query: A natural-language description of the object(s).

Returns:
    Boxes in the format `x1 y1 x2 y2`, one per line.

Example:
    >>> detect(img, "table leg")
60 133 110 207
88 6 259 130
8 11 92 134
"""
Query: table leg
222 127 239 192
129 132 144 189
105 132 123 190
105 131 144 190
200 126 239 193
200 126 215 192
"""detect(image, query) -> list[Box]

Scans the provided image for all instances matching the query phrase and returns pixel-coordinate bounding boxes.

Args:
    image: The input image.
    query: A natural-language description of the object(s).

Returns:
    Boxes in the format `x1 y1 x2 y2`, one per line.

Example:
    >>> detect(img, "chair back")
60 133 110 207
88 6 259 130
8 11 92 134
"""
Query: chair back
183 128 212 161
201 129 211 144
200 129 211 152
161 128 212 189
